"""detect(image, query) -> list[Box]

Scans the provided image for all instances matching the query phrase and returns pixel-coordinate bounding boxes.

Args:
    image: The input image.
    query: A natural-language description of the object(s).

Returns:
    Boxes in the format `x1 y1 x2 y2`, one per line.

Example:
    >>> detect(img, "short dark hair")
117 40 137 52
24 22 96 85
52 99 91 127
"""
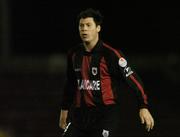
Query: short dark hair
77 8 103 26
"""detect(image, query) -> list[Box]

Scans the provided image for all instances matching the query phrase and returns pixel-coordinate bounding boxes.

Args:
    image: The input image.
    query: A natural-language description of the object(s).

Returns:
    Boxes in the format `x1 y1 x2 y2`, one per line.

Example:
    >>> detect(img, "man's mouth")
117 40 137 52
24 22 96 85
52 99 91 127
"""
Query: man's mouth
82 34 88 38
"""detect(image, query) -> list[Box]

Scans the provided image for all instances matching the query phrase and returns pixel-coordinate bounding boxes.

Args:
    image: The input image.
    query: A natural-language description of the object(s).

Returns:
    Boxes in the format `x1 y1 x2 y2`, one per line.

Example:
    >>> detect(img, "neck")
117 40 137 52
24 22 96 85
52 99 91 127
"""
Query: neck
84 36 99 52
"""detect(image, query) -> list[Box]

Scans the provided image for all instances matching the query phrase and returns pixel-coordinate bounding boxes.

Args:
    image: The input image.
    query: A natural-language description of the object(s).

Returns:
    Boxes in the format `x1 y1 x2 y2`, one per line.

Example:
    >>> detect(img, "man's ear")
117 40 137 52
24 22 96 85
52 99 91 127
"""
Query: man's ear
97 25 101 32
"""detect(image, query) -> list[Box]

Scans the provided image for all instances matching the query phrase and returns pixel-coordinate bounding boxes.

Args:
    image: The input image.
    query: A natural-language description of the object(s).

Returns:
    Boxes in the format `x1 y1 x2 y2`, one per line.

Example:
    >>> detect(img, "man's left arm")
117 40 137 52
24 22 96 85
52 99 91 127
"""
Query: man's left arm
118 55 154 131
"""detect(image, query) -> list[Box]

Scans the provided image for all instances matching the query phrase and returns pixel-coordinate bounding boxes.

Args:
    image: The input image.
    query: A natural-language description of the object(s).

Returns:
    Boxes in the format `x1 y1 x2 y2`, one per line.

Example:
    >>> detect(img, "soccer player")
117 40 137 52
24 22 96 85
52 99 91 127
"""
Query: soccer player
59 8 154 137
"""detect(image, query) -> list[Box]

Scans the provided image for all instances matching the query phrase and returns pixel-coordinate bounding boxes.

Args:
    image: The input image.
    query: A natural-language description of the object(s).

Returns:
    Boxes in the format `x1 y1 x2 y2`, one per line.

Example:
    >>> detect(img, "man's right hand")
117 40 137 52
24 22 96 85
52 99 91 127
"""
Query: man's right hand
59 110 68 129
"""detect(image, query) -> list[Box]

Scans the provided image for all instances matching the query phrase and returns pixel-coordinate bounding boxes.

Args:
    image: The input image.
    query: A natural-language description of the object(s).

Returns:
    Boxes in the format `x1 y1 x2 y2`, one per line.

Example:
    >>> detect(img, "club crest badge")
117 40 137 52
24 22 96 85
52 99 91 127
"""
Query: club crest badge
102 129 109 137
118 57 127 67
92 67 98 76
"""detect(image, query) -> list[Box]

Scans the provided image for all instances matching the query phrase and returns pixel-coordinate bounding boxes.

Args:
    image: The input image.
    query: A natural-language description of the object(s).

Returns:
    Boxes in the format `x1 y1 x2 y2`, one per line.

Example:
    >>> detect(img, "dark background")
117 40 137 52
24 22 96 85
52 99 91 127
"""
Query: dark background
0 0 180 137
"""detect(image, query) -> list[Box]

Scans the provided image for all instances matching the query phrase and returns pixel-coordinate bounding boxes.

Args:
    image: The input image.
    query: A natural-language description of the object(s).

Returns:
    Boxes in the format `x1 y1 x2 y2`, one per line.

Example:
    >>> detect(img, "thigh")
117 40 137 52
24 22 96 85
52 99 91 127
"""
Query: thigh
62 123 84 137
62 124 79 137
88 129 103 137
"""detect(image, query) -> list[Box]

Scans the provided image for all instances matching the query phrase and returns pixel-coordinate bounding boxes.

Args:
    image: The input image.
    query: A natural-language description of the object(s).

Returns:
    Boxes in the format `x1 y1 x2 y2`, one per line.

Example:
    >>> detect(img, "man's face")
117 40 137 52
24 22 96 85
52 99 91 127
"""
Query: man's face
79 17 100 43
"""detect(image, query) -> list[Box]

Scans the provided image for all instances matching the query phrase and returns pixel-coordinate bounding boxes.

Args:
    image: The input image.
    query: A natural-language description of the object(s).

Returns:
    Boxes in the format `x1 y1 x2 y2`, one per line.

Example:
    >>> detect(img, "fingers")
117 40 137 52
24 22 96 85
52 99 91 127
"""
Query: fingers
59 121 67 130
146 120 151 132
140 115 145 124
150 115 154 130
149 115 154 130
144 115 154 132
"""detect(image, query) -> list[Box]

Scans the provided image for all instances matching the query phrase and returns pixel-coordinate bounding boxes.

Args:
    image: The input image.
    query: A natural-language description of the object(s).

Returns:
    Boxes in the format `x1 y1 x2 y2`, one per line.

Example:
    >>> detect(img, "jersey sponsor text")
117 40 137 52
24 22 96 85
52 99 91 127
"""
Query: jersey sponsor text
77 79 100 90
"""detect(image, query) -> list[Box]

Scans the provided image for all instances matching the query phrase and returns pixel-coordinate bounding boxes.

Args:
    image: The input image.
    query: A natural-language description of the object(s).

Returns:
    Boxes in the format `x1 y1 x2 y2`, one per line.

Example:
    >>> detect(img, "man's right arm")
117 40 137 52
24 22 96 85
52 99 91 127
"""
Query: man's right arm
59 50 76 129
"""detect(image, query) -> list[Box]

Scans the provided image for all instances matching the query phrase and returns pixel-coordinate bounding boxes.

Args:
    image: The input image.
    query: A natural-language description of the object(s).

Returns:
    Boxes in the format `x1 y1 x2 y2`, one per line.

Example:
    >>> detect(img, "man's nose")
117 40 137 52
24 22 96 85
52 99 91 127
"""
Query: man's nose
81 26 88 31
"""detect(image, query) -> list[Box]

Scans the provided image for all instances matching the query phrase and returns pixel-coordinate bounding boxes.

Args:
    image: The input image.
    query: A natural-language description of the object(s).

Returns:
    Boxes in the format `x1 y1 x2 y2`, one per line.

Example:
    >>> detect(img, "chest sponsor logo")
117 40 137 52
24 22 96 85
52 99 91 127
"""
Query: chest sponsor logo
77 79 100 90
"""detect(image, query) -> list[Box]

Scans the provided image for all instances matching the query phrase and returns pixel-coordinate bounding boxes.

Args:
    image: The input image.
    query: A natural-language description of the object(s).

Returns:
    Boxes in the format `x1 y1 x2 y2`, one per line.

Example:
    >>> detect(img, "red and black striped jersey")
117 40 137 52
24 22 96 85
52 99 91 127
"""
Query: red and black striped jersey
61 40 148 110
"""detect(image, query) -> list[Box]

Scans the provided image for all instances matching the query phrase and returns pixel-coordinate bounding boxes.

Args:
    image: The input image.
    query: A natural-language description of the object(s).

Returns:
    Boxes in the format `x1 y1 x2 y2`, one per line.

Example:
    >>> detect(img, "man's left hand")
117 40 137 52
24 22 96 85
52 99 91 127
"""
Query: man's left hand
139 108 154 132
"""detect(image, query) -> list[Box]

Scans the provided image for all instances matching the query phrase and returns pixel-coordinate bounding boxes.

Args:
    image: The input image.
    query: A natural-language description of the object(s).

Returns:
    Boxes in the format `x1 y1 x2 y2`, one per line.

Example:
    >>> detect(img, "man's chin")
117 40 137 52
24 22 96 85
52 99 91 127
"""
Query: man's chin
82 39 90 43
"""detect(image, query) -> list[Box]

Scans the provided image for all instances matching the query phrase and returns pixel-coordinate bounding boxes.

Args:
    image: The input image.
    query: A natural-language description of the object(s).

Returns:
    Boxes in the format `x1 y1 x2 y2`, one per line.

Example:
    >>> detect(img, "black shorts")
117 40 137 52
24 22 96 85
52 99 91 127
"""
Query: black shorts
62 105 120 137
